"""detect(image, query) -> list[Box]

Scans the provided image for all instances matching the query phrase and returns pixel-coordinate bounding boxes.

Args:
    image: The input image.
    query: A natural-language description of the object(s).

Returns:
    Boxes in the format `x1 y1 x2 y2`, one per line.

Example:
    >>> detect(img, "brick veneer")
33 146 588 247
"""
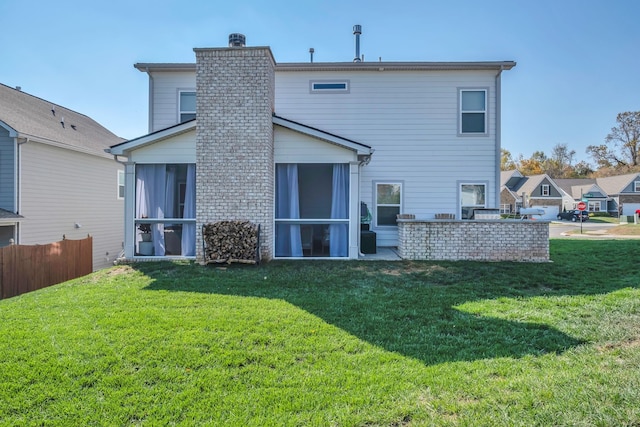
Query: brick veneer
398 220 549 262
194 47 276 261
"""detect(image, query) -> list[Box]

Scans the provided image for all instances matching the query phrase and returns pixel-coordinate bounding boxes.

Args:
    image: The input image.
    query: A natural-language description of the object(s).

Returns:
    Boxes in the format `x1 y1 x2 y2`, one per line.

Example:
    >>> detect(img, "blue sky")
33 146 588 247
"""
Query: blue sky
1 0 638 163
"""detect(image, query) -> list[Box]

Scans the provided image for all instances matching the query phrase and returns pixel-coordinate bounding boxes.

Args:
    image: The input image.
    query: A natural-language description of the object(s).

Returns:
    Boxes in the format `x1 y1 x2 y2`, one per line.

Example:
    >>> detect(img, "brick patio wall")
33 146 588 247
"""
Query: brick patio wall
398 220 549 262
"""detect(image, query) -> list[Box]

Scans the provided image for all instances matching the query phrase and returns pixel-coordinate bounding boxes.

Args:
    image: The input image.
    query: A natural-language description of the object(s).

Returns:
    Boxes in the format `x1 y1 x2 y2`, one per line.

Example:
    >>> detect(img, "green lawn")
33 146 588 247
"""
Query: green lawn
1 240 639 426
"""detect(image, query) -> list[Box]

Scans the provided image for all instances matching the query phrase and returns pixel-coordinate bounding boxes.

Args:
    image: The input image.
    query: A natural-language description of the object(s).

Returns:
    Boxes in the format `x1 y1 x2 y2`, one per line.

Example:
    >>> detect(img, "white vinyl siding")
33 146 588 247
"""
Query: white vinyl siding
130 129 196 164
276 69 498 246
274 126 356 164
19 142 124 270
149 72 196 132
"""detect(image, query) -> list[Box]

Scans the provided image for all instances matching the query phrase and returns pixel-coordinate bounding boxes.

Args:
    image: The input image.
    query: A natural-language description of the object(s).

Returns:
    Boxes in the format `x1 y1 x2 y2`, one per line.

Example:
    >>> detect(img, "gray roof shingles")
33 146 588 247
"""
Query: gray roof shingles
0 83 124 155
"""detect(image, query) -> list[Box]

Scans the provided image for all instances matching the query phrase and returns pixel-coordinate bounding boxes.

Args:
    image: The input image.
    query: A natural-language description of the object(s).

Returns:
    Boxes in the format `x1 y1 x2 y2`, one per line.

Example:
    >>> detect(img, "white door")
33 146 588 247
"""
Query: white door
531 205 559 220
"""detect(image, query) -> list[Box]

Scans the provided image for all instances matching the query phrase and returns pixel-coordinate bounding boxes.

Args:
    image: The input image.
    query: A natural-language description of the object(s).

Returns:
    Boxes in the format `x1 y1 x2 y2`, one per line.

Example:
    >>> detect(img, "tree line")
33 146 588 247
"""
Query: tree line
502 111 640 178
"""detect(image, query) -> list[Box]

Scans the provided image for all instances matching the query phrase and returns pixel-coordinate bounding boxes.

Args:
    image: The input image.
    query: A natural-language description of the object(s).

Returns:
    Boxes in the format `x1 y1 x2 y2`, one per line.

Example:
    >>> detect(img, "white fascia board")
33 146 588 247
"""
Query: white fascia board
109 121 196 156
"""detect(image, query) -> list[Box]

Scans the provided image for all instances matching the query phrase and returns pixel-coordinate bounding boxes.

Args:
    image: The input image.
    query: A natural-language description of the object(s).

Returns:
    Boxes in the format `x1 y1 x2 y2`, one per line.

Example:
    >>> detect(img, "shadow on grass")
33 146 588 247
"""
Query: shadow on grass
136 240 639 366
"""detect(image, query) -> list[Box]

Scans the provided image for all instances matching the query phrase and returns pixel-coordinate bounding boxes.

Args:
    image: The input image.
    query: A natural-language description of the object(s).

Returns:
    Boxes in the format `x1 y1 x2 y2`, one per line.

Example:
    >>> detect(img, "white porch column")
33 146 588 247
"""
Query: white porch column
123 162 136 258
349 161 360 259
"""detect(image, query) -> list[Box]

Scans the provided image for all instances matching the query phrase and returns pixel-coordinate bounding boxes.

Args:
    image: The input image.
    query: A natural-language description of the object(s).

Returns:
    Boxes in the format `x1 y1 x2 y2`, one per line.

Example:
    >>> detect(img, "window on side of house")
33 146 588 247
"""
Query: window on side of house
375 182 402 227
460 89 487 134
117 170 125 199
541 184 550 196
460 183 486 219
634 181 640 192
500 204 511 214
588 201 601 212
179 91 196 123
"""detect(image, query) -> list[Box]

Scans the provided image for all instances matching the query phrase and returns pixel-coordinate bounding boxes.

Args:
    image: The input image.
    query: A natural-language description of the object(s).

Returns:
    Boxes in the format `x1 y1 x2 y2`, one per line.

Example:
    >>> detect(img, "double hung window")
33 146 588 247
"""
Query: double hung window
460 89 487 134
460 183 486 219
375 183 402 227
179 91 196 123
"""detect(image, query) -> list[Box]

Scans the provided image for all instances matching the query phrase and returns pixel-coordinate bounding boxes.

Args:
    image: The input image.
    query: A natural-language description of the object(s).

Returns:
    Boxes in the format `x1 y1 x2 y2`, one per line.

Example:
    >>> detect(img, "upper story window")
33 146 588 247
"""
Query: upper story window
375 182 402 227
310 80 350 93
634 181 640 192
179 91 196 123
541 184 550 196
460 89 487 134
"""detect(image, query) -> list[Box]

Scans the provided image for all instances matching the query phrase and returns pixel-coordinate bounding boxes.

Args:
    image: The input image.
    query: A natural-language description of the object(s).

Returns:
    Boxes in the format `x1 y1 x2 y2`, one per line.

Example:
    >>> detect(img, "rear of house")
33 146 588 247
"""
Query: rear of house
111 35 515 261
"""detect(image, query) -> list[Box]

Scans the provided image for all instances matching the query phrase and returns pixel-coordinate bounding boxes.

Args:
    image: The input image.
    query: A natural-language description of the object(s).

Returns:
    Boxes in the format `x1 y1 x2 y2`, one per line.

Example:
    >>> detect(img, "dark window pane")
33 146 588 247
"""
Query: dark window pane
313 83 347 90
378 206 399 226
180 113 196 122
462 113 485 133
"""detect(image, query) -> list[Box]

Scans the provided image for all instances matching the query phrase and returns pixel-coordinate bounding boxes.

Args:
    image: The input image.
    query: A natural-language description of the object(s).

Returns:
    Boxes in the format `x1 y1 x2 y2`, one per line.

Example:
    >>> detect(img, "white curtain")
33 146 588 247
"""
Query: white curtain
181 164 196 256
330 164 349 257
135 164 166 256
275 164 302 257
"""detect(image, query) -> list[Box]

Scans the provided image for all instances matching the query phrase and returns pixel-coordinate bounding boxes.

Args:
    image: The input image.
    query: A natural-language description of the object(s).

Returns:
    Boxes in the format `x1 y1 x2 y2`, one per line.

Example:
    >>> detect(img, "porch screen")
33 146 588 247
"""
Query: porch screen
135 164 196 256
275 163 349 257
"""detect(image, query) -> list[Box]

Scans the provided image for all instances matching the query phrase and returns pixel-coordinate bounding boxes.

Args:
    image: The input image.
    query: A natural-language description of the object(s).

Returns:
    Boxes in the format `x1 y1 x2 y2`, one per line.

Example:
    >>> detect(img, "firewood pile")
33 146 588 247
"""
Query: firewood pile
202 221 260 265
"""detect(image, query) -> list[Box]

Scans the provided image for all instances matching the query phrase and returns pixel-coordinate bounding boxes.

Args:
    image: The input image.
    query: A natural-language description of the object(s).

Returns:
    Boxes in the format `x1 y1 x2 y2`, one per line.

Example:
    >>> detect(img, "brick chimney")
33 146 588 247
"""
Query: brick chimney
194 45 276 261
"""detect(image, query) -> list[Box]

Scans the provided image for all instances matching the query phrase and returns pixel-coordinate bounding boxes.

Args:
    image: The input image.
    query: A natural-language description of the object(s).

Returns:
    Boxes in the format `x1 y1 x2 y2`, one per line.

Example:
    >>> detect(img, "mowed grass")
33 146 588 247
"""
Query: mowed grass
1 240 639 426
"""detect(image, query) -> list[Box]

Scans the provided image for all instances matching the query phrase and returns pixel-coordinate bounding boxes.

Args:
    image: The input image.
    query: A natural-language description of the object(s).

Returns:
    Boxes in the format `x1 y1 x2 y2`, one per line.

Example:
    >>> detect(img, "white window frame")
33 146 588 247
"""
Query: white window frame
459 182 487 219
500 204 511 214
178 90 196 123
541 184 550 196
310 80 350 94
459 88 488 135
117 170 125 200
374 182 403 228
588 201 601 212
634 181 640 192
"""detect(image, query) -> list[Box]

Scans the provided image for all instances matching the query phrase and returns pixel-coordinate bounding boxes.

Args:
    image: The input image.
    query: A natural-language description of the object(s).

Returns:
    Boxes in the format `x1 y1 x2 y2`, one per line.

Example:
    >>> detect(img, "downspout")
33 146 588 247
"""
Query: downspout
495 65 504 209
109 152 134 259
143 67 155 133
15 137 29 243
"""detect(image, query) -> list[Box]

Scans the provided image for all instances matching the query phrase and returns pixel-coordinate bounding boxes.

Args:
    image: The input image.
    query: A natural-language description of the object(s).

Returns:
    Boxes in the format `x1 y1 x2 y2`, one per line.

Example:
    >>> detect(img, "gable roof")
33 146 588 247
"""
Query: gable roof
595 173 640 195
109 116 373 158
0 83 124 157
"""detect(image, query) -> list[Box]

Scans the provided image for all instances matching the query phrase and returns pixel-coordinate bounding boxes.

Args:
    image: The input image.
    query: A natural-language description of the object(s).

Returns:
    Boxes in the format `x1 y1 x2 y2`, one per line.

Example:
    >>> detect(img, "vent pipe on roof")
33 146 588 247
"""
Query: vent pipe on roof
309 48 314 63
353 25 362 62
15 86 21 91
228 33 246 47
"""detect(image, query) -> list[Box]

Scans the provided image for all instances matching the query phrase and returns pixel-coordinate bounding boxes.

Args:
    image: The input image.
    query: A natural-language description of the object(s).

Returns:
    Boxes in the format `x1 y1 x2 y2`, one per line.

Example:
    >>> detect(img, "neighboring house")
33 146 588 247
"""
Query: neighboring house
555 173 640 216
110 34 515 261
500 171 563 219
0 83 125 269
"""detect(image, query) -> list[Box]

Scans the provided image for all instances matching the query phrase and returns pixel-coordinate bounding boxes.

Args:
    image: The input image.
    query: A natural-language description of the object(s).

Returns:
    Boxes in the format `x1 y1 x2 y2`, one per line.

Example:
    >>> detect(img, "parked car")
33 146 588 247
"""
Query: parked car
557 210 589 222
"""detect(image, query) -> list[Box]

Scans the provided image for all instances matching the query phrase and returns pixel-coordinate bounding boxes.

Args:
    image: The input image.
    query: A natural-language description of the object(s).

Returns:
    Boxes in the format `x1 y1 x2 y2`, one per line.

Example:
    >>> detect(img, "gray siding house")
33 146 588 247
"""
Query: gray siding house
0 83 125 269
110 35 515 261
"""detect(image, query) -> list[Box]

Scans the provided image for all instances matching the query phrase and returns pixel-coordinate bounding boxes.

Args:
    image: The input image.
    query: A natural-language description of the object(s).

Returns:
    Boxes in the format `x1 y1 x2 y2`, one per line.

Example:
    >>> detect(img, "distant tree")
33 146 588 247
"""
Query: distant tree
517 151 546 175
500 148 516 171
545 143 576 178
571 160 594 178
587 111 640 170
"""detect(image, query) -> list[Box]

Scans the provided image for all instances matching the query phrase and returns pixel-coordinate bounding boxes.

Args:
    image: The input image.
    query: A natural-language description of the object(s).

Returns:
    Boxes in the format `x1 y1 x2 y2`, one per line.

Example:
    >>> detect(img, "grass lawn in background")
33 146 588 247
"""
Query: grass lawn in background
1 239 639 425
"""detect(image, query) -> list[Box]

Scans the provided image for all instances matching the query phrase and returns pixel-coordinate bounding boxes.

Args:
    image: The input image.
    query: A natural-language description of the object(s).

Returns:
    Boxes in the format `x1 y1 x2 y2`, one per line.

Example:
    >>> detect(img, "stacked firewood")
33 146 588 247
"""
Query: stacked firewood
202 221 260 264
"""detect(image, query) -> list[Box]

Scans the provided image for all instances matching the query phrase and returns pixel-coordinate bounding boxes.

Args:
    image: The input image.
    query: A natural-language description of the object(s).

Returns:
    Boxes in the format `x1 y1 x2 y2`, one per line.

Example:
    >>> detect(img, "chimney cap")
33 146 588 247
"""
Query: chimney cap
229 33 246 47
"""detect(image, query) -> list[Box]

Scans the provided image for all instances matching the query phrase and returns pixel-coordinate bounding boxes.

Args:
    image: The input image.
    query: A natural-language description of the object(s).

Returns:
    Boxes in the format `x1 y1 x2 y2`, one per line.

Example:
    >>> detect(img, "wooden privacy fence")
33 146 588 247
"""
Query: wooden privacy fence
0 235 93 299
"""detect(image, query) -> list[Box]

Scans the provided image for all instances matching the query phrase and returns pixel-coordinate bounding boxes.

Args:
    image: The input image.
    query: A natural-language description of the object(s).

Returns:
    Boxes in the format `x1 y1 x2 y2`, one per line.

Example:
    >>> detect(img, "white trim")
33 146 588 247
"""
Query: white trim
109 121 196 156
374 181 403 228
309 80 350 94
541 184 550 196
178 89 196 123
458 88 488 135
634 181 640 192
458 181 488 219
